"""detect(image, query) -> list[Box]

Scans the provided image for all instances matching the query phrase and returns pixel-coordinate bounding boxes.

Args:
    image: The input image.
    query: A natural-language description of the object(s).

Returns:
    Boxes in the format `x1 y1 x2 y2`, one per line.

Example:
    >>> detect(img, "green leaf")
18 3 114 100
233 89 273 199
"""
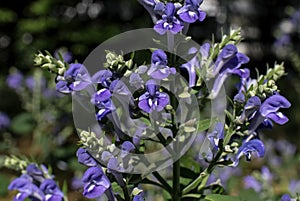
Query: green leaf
62 180 68 197
238 189 264 201
198 117 217 132
205 194 241 201
224 110 234 122
180 156 201 173
112 182 124 199
10 113 35 135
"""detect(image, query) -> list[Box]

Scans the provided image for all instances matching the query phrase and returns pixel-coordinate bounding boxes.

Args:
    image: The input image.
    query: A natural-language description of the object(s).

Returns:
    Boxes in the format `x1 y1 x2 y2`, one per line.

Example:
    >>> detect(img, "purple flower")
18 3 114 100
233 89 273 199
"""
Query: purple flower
8 176 44 201
91 88 115 121
207 122 224 153
181 52 200 87
129 73 144 89
7 71 23 90
133 194 144 201
281 194 292 201
276 140 296 156
181 43 210 87
76 148 98 167
238 96 261 122
40 179 64 201
91 69 131 121
0 112 10 129
91 88 112 106
121 141 135 154
26 164 44 183
56 63 91 94
107 158 126 187
25 76 46 91
120 141 136 170
243 175 262 192
148 50 176 80
249 94 291 132
154 3 184 35
261 166 272 184
233 139 265 167
82 166 111 199
233 92 245 103
71 176 85 190
177 0 206 23
209 44 249 99
137 0 161 23
289 180 300 195
109 80 131 96
138 80 169 113
92 70 113 88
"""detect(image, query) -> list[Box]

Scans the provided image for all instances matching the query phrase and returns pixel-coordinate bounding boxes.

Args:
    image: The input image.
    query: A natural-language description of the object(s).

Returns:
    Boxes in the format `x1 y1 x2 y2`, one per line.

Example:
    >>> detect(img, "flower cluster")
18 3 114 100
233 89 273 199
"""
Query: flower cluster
7 163 64 201
206 66 290 168
138 0 206 34
30 0 293 200
76 147 144 200
6 68 59 99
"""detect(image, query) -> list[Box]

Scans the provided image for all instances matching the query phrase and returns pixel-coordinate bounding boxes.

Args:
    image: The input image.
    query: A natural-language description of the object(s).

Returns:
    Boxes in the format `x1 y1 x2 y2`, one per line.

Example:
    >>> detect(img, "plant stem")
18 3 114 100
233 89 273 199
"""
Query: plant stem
153 171 173 194
121 185 130 201
173 158 181 201
182 149 223 195
142 177 172 194
167 31 174 52
182 169 208 195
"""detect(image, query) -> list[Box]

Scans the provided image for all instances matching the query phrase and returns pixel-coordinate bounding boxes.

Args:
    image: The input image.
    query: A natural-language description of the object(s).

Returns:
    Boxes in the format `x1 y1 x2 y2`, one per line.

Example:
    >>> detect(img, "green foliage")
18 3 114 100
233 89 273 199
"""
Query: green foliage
205 194 240 201
198 118 218 132
0 173 10 196
10 112 36 135
0 9 17 23
238 189 264 201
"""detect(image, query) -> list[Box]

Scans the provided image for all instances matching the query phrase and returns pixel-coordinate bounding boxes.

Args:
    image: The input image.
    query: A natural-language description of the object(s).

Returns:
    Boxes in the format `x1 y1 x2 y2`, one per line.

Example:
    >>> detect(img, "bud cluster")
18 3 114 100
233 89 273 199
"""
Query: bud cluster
34 51 67 75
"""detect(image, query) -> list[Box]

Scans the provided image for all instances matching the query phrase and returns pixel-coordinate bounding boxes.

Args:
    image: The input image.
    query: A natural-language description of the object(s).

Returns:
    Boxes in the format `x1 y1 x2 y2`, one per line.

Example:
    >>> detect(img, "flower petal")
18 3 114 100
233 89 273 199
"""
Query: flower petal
234 139 265 167
260 95 291 117
267 112 289 125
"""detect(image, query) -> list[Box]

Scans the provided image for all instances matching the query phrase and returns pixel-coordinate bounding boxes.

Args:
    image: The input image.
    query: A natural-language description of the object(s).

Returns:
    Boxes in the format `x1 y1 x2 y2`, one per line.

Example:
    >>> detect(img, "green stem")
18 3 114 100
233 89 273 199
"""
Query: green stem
153 171 173 194
182 149 223 195
182 169 208 195
121 185 130 201
143 176 172 194
167 31 174 52
156 131 175 156
173 158 181 201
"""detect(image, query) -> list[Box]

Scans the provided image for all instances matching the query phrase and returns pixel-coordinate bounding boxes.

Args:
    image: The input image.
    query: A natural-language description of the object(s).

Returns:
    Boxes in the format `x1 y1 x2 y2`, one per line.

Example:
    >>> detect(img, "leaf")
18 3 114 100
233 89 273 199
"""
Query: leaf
205 194 241 201
112 182 124 200
238 189 264 201
180 166 198 179
224 110 234 122
198 117 217 132
130 51 135 60
180 156 201 173
10 113 35 135
62 180 68 197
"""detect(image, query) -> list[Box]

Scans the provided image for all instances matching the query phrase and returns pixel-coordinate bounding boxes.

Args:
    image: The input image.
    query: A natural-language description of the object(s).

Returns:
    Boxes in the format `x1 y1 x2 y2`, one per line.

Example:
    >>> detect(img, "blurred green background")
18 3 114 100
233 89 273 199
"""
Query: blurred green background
0 0 300 200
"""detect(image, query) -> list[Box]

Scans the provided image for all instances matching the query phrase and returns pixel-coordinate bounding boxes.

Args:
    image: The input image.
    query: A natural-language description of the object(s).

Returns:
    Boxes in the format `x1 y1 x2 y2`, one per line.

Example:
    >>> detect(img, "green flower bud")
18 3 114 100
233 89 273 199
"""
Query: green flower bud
44 55 52 63
34 55 43 66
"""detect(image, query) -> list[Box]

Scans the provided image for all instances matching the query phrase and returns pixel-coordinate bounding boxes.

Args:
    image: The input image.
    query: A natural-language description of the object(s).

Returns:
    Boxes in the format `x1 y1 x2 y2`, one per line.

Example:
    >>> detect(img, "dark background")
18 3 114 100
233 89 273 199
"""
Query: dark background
1 0 299 137
0 0 300 200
